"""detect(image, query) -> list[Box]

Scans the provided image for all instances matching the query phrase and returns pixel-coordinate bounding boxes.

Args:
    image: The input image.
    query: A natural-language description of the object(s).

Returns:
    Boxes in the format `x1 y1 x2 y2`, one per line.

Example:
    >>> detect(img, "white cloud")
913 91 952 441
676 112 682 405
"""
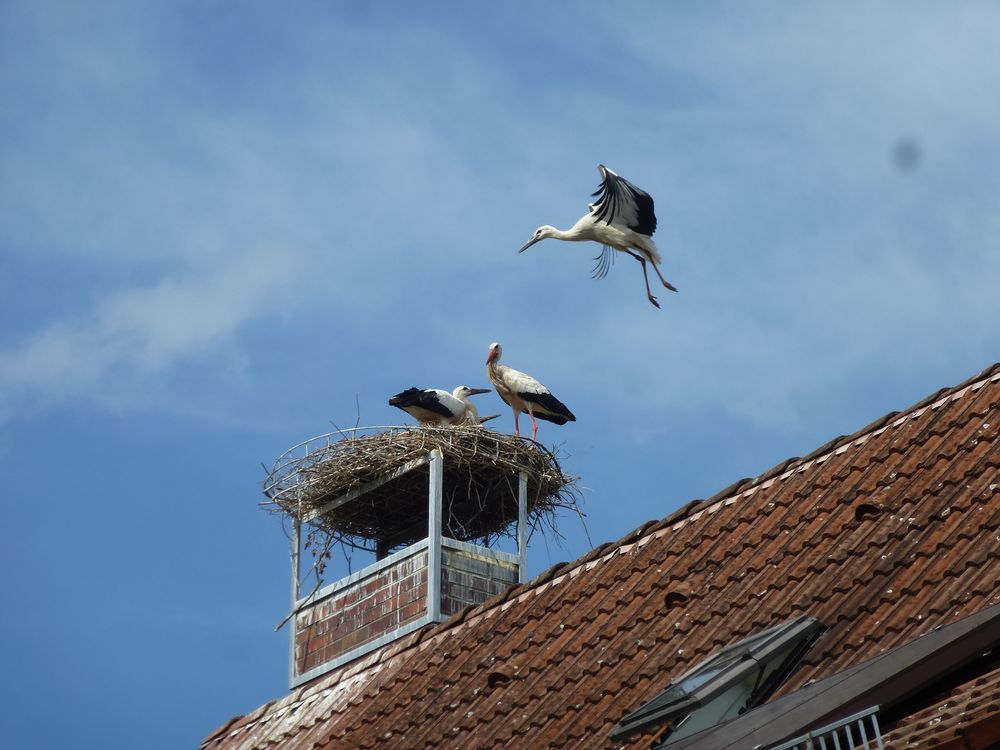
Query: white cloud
0 250 303 417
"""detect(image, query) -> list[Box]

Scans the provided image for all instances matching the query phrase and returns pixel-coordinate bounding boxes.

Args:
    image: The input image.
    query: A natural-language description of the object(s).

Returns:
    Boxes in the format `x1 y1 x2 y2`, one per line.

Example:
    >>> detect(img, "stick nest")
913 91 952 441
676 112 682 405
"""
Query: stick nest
262 426 580 555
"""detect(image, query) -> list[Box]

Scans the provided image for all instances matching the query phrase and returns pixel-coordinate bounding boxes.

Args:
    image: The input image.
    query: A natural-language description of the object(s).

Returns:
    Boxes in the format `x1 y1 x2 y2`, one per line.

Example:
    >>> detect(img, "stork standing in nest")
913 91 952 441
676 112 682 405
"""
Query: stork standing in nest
485 342 575 441
517 164 677 308
389 386 492 427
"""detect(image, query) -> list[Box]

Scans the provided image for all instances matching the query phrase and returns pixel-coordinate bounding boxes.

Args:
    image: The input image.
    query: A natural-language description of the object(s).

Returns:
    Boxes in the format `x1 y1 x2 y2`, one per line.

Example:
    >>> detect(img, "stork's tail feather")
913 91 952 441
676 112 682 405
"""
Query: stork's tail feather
388 387 422 407
523 391 576 423
533 411 573 425
639 236 663 266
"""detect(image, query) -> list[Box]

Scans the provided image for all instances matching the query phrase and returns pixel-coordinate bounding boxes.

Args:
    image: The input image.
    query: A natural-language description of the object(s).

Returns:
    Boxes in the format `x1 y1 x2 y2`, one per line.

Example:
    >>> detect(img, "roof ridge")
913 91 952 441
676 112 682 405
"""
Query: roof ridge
641 362 1000 535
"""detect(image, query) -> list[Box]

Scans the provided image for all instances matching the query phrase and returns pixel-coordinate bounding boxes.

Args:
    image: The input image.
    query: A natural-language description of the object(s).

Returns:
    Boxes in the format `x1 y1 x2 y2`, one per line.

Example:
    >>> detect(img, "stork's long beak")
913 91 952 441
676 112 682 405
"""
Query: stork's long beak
486 351 497 365
518 236 541 254
467 387 491 396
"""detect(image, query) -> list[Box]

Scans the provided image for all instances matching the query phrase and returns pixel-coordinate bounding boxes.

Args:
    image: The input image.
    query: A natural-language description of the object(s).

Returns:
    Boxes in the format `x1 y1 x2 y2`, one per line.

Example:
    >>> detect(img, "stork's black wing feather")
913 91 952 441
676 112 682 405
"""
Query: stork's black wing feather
591 244 616 280
533 411 570 426
519 390 576 423
589 164 657 236
388 387 453 418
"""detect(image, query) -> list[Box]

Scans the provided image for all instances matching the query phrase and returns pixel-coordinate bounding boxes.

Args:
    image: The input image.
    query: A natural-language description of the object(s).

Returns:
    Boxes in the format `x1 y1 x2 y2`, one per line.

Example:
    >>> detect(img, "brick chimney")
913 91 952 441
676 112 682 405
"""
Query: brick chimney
286 449 527 687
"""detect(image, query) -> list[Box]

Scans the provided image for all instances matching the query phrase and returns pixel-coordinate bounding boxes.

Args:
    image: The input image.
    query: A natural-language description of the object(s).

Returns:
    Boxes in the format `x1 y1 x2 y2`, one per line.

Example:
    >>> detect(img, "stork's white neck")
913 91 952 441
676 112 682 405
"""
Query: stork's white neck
462 398 480 423
552 225 584 241
555 215 596 241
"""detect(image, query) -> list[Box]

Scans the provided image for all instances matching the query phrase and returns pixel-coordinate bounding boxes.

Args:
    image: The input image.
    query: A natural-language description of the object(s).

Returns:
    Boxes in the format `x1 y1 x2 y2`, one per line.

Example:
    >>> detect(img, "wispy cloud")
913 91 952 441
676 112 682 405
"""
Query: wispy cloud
0 251 302 419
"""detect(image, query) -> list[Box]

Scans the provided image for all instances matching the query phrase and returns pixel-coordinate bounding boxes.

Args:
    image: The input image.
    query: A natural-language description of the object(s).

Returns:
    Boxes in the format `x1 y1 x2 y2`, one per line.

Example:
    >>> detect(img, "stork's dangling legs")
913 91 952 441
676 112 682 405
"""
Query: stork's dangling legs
513 412 521 437
639 260 660 309
622 249 672 308
623 250 660 309
650 260 678 293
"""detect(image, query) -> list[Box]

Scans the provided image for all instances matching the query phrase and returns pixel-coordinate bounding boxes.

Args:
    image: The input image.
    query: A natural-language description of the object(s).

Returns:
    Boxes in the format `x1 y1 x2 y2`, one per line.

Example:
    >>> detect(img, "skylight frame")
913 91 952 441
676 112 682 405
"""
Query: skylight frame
611 616 823 740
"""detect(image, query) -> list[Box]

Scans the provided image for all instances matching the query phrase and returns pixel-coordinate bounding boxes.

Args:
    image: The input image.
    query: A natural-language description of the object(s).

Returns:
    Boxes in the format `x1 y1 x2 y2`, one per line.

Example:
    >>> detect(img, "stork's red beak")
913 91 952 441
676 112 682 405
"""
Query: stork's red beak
486 349 496 365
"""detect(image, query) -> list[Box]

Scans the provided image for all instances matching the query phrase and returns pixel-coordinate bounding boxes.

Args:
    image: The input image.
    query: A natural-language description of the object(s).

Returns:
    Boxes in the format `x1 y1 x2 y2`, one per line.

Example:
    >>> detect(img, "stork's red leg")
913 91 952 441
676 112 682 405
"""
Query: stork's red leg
514 411 521 436
639 259 660 309
529 411 539 441
649 260 678 292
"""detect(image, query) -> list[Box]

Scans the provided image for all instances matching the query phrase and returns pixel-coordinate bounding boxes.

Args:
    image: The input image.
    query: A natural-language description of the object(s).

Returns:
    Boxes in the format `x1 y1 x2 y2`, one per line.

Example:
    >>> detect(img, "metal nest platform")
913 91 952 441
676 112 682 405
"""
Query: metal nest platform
262 425 580 555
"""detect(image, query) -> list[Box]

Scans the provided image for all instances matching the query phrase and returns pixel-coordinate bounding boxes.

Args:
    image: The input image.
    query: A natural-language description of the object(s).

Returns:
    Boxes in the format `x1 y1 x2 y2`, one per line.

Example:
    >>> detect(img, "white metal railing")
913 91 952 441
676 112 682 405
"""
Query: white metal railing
767 706 884 750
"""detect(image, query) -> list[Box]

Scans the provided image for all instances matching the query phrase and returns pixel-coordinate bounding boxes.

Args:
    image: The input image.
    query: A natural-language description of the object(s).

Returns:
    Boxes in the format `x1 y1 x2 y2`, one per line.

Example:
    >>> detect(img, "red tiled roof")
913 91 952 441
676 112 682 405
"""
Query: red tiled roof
202 363 1000 750
881 661 1000 748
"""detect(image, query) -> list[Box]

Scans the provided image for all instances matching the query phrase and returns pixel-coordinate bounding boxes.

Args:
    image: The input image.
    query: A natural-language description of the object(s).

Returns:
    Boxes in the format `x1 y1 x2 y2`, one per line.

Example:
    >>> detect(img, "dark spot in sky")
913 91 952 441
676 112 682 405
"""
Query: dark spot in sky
892 137 922 172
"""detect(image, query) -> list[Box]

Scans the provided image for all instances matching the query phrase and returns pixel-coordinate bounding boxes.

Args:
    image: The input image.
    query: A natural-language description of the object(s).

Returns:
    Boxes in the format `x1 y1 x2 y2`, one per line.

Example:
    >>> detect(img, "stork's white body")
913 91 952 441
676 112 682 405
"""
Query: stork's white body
389 386 490 427
558 213 662 265
518 164 677 308
485 342 575 441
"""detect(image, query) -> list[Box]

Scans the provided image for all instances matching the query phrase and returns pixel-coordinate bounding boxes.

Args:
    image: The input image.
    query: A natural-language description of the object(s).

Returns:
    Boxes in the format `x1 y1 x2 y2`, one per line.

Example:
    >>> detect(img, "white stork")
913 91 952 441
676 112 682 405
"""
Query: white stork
389 386 491 426
485 342 575 441
518 164 677 308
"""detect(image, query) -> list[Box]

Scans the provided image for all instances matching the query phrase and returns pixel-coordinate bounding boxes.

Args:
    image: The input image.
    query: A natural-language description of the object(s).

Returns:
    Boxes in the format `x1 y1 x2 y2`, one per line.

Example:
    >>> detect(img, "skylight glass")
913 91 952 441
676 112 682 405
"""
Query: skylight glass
611 616 823 742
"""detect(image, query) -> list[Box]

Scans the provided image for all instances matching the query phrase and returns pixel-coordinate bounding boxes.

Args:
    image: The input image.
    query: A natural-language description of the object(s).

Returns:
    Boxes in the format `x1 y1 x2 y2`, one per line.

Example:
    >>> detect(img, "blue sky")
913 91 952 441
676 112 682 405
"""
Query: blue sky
2 2 1000 748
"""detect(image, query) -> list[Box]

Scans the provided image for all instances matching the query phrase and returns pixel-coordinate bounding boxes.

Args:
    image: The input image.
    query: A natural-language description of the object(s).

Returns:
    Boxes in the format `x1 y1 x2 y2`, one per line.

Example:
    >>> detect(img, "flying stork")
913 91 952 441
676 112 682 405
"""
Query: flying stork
485 342 575 441
389 386 491 427
518 164 677 308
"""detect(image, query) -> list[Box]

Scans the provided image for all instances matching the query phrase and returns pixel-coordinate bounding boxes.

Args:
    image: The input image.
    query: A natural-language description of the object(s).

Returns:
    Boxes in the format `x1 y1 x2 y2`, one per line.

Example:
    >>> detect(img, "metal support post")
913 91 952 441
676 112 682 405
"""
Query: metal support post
291 519 301 605
427 449 443 621
288 518 301 687
517 471 528 583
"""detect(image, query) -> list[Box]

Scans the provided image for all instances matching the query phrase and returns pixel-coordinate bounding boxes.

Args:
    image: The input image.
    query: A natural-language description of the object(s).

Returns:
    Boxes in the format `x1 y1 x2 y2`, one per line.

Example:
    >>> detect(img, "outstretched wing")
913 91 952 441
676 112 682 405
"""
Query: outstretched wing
588 164 657 236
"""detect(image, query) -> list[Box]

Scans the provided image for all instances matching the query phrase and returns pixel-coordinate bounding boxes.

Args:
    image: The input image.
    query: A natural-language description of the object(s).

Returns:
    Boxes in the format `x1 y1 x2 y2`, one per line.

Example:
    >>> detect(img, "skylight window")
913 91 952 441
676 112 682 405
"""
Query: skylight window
611 616 823 744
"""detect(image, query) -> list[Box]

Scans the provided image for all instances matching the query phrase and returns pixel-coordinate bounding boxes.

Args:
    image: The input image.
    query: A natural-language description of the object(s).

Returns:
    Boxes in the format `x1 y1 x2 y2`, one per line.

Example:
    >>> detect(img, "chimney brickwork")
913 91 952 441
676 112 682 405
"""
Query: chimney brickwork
440 546 518 616
292 540 519 683
294 550 429 676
